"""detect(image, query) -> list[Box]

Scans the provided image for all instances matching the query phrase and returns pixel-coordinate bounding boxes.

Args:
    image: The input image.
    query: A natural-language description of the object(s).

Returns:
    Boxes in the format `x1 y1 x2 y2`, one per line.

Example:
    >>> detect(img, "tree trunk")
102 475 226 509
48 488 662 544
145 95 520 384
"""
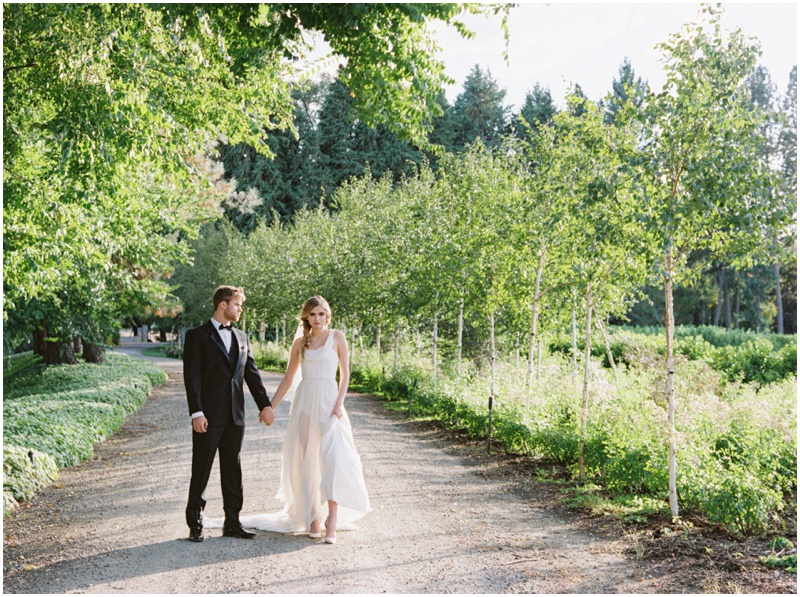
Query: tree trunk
43 339 77 365
515 333 520 369
597 318 618 378
754 287 762 333
82 342 105 364
571 303 578 384
457 298 464 379
489 311 496 401
376 323 382 362
734 283 740 330
488 311 497 453
665 256 679 518
394 320 400 370
72 337 82 355
431 314 438 377
723 269 732 330
714 268 725 327
526 252 545 396
579 284 593 483
33 326 46 356
774 261 784 334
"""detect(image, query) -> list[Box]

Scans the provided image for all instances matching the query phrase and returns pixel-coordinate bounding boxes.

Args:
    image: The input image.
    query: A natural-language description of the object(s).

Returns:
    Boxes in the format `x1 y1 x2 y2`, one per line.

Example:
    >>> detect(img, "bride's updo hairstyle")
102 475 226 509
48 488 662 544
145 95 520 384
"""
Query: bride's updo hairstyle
298 296 332 360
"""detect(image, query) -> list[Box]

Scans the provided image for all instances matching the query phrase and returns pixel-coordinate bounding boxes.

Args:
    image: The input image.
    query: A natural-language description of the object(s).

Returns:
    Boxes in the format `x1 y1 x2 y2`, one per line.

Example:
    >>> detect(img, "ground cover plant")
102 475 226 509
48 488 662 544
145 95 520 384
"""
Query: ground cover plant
3 352 168 512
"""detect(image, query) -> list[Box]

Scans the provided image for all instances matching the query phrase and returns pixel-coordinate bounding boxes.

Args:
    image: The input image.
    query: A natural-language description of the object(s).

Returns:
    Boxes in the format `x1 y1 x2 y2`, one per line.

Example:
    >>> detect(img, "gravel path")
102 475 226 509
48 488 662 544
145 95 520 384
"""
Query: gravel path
3 347 661 594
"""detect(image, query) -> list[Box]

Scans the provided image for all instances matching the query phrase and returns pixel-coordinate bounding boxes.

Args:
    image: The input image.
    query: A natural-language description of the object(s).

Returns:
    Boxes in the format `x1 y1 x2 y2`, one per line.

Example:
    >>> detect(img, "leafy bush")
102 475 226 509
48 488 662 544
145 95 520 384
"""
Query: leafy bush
254 343 290 372
552 327 797 385
3 446 58 508
680 459 785 535
3 352 167 513
711 339 797 385
346 329 795 536
625 325 795 350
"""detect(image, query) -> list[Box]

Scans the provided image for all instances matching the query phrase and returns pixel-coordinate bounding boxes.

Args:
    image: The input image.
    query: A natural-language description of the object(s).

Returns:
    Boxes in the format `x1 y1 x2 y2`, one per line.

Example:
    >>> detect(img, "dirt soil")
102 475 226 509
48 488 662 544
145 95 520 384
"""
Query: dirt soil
3 347 796 594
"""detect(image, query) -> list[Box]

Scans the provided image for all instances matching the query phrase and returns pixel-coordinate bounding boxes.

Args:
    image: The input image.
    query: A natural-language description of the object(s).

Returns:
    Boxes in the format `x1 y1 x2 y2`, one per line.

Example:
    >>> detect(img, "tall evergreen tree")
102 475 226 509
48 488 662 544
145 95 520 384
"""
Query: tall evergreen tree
450 65 510 150
566 83 589 117
776 66 798 333
604 58 648 124
779 67 797 192
317 75 422 203
217 80 328 233
512 83 558 142
427 90 458 156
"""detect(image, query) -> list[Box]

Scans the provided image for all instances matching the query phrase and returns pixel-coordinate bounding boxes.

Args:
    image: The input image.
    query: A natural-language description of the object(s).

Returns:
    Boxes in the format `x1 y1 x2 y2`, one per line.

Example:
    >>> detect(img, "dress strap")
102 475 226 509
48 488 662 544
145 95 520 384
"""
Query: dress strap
325 329 336 348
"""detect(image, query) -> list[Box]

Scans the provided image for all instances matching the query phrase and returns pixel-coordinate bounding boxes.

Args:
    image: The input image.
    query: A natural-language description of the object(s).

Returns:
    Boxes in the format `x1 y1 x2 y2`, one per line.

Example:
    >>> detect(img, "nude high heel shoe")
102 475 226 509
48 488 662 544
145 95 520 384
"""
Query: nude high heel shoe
324 516 336 544
309 519 322 539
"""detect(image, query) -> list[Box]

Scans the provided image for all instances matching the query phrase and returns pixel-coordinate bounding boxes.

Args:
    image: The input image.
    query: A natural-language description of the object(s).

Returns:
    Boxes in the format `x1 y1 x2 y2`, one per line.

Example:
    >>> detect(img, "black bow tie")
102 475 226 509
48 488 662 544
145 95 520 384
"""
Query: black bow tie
219 324 233 331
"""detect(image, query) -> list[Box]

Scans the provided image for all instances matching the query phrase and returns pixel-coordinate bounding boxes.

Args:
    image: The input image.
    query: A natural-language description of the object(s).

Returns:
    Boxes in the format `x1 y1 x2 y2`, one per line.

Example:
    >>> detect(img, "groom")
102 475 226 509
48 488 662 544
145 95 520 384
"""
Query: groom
183 285 275 542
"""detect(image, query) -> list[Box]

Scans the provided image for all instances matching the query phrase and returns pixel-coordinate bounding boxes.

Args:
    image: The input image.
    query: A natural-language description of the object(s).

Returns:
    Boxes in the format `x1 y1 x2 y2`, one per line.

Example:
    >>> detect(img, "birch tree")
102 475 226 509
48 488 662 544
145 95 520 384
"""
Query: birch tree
636 5 790 517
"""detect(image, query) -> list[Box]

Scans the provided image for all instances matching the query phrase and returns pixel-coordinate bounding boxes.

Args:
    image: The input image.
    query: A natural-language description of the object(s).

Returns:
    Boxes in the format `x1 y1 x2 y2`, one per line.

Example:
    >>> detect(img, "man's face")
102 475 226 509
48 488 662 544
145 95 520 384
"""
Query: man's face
222 296 243 323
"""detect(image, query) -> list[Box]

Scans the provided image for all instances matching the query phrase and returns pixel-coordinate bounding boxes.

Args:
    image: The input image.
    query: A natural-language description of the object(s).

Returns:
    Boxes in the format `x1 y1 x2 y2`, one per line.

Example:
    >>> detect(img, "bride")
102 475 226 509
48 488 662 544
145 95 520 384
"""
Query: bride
207 296 371 544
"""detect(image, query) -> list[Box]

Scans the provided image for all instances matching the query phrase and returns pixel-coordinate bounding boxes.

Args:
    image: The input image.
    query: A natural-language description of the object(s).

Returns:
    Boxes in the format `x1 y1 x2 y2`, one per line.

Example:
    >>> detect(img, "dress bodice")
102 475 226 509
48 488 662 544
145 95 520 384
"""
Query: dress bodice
300 329 338 380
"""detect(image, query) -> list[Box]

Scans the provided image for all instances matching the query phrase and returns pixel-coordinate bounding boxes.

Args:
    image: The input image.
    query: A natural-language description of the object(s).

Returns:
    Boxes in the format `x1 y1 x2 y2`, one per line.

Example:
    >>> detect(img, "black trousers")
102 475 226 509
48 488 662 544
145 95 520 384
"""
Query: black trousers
186 422 245 528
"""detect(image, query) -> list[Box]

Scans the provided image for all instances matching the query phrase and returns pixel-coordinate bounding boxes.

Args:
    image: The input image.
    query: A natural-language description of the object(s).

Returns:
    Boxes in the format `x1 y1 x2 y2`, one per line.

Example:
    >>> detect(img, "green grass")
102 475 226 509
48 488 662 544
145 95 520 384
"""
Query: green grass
141 346 168 357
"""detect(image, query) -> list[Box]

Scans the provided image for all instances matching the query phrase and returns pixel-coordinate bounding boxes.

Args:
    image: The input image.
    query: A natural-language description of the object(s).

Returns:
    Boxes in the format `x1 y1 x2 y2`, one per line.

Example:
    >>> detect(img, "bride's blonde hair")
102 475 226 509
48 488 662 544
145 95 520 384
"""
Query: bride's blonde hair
298 296 331 359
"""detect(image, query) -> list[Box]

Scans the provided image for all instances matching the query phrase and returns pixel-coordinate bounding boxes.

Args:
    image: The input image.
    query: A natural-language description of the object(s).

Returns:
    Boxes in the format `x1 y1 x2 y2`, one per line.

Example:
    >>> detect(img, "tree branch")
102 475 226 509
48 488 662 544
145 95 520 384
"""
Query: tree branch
4 62 39 75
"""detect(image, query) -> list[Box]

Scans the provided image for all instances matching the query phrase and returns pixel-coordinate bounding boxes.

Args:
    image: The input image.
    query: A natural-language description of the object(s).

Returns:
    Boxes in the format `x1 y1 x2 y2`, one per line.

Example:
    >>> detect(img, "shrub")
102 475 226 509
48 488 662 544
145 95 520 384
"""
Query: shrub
254 343 290 371
3 446 58 506
3 352 167 513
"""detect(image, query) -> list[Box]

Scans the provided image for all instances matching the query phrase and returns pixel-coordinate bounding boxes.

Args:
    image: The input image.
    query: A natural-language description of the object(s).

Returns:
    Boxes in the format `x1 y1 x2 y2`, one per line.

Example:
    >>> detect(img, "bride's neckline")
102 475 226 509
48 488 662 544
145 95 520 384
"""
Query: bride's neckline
306 329 331 351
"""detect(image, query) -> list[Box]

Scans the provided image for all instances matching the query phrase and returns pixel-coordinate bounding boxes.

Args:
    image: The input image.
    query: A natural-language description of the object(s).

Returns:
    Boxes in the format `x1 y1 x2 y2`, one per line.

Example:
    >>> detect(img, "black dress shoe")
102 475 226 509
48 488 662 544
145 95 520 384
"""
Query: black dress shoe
222 525 256 539
189 526 204 542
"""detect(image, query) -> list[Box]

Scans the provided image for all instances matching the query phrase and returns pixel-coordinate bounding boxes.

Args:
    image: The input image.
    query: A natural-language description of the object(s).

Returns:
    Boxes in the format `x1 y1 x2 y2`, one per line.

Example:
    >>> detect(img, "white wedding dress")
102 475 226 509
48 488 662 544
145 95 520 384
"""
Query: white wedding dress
205 329 371 534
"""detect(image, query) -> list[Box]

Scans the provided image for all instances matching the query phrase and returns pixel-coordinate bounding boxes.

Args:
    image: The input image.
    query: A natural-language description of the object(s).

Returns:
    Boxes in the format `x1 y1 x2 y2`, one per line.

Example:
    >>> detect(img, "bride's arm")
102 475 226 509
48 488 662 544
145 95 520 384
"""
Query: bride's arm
269 338 302 410
332 330 349 418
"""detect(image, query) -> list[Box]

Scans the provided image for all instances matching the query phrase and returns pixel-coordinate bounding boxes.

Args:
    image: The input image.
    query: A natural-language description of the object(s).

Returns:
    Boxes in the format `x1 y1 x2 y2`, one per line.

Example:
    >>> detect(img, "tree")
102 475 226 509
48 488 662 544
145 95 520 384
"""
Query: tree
604 58 648 125
775 66 798 333
216 80 329 233
4 3 492 361
317 76 422 203
636 5 789 517
450 65 510 150
510 83 558 145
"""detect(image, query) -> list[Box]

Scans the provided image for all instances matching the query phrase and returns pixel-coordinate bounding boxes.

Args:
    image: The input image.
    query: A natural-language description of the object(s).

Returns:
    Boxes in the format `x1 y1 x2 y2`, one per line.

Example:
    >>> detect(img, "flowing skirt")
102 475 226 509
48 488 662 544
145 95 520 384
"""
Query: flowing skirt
205 376 371 533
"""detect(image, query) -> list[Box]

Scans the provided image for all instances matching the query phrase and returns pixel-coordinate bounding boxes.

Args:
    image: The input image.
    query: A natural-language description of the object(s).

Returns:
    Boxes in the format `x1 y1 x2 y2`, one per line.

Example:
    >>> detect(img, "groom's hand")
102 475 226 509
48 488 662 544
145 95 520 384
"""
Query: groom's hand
192 415 208 433
259 406 275 426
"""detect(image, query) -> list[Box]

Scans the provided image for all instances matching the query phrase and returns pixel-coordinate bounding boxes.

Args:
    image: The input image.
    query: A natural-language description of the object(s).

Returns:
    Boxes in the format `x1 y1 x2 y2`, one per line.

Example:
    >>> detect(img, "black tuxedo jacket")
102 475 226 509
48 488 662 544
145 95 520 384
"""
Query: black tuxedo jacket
183 320 271 427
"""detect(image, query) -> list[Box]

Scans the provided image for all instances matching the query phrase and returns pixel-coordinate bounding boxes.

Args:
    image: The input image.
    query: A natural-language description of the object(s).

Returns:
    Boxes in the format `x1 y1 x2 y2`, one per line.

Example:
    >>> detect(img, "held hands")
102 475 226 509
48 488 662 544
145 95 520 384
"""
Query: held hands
259 406 275 426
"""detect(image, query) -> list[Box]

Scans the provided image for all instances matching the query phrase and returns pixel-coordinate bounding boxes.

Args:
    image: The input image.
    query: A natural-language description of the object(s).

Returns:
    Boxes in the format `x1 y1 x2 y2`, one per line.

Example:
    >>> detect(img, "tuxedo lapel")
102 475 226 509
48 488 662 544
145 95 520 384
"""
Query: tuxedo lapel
231 329 246 373
205 321 231 365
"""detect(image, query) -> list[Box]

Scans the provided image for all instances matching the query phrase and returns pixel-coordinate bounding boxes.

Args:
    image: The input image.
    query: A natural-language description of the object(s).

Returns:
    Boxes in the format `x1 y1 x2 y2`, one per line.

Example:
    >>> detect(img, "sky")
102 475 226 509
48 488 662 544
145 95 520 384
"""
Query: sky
432 2 798 111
